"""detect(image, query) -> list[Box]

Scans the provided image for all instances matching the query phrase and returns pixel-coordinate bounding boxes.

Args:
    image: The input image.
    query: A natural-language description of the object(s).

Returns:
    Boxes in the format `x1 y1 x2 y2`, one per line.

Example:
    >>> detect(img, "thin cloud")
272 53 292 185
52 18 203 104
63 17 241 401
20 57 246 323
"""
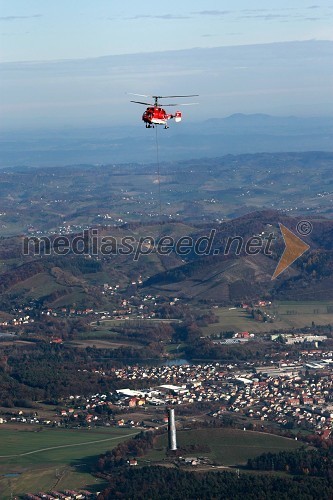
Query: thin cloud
193 10 231 16
242 9 269 13
194 8 297 16
239 10 328 22
239 14 292 20
243 7 297 12
0 14 41 22
127 14 190 20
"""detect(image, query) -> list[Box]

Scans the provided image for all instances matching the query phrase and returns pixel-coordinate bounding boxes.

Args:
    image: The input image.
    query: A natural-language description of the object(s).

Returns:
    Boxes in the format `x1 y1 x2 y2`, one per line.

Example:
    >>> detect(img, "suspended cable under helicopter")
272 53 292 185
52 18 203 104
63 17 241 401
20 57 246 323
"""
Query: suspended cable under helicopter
128 92 198 226
155 125 162 225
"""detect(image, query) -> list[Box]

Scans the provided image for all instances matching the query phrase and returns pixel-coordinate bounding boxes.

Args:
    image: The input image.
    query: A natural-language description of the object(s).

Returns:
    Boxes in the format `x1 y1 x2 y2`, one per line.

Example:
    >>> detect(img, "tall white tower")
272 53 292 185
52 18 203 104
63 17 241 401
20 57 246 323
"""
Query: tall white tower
168 407 177 451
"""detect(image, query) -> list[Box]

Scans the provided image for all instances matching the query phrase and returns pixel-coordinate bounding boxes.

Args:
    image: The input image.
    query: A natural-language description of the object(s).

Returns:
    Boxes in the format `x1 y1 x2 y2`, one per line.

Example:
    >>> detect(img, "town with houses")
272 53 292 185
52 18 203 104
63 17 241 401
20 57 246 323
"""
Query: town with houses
1 291 333 498
2 351 332 439
25 491 94 500
0 277 162 331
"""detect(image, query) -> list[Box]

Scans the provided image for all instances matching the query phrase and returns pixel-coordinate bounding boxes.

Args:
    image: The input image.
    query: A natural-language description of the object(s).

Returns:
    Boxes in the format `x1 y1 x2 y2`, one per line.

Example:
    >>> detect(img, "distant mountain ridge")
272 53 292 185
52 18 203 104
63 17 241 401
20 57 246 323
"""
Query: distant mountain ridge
1 114 332 167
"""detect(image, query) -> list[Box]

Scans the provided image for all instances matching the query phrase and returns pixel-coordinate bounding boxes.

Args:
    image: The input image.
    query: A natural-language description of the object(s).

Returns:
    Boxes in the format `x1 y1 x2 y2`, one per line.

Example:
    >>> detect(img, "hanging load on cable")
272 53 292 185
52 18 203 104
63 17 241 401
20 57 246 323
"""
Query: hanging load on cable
129 94 198 129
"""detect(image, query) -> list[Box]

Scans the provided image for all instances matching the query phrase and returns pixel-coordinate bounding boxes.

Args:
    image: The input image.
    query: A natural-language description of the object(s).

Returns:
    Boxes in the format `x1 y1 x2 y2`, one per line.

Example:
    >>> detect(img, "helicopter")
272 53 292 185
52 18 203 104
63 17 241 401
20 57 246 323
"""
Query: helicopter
129 94 198 129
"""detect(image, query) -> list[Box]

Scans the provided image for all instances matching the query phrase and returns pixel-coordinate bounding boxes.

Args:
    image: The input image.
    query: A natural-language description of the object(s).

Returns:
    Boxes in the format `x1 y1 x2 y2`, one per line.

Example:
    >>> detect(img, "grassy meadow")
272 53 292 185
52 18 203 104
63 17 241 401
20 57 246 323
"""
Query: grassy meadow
0 427 137 498
150 428 305 466
201 300 333 336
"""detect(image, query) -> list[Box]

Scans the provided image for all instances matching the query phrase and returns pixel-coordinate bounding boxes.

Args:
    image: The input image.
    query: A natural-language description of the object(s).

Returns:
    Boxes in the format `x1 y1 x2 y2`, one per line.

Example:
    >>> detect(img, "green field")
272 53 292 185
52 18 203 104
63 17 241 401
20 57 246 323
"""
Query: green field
0 427 137 498
201 301 333 336
150 428 305 466
10 272 65 300
74 317 183 349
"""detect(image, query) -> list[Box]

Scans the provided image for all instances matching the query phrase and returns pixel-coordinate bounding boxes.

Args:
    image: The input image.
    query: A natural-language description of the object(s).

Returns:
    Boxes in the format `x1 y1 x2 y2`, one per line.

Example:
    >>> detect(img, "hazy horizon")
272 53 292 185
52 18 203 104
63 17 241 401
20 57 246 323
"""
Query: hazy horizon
2 1 333 133
1 39 333 132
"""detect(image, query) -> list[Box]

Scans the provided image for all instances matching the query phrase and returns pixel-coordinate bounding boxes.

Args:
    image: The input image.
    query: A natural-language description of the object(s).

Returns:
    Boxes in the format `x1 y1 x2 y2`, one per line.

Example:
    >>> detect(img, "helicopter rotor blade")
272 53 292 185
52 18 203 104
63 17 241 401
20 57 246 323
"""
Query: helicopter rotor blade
130 100 153 106
154 95 199 99
127 93 151 98
163 102 199 107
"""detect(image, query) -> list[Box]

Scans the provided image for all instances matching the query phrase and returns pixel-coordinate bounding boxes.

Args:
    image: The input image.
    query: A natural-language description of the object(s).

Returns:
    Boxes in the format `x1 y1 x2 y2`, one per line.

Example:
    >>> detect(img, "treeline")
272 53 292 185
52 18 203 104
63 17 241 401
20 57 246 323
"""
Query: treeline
184 336 275 361
0 367 44 407
97 431 154 471
91 344 165 360
0 340 172 405
49 254 103 275
248 447 333 479
0 261 44 294
97 466 333 500
303 250 333 278
22 316 88 339
2 343 113 402
111 321 174 343
10 357 108 400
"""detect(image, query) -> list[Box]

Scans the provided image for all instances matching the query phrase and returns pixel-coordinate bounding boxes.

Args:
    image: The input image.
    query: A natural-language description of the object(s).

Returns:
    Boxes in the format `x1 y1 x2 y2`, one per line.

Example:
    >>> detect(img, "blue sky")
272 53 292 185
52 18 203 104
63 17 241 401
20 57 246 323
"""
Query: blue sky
1 0 332 62
0 1 332 130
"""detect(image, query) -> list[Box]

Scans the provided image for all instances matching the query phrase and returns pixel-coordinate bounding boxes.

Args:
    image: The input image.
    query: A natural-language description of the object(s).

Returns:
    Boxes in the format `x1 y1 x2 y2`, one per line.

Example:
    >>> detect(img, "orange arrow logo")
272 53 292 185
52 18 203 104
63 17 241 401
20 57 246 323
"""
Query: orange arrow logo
272 223 310 280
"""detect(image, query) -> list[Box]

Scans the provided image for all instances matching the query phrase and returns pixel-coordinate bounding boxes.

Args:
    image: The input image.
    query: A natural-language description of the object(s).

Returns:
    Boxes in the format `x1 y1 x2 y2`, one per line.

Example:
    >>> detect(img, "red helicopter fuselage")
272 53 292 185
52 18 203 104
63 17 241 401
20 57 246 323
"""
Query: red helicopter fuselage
142 107 182 128
129 93 197 129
